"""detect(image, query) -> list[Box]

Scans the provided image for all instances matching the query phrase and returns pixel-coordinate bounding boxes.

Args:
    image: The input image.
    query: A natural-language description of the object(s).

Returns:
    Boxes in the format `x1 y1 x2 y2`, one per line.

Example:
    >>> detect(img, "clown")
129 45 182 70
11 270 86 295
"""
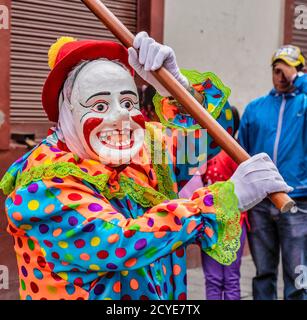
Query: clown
0 32 291 300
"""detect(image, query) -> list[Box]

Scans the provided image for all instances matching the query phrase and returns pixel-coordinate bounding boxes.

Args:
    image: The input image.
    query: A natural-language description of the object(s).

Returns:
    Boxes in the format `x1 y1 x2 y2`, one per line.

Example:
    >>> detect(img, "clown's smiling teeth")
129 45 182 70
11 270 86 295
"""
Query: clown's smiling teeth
97 129 133 149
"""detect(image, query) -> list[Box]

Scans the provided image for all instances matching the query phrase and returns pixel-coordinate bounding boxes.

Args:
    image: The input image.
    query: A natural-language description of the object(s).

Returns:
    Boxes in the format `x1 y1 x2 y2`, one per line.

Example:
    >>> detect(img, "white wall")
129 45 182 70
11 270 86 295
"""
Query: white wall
164 0 285 111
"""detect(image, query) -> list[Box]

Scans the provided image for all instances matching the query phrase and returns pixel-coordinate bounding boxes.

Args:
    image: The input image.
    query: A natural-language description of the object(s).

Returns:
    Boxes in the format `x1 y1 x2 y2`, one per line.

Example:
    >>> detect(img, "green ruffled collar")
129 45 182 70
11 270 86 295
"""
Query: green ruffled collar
0 129 178 208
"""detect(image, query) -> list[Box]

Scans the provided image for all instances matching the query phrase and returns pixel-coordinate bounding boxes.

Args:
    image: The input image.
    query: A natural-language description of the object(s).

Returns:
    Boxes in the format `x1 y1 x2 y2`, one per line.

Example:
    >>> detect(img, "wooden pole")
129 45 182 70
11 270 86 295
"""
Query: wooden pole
81 0 295 213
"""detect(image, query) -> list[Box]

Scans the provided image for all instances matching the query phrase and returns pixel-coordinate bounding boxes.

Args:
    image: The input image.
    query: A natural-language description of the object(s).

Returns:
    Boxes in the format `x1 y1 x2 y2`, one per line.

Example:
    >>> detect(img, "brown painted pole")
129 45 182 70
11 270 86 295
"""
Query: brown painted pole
81 0 295 213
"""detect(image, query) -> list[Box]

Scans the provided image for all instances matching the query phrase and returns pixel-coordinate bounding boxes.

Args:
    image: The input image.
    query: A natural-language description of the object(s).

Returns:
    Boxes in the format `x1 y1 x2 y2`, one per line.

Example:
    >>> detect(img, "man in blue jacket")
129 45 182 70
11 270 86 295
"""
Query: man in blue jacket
239 45 307 300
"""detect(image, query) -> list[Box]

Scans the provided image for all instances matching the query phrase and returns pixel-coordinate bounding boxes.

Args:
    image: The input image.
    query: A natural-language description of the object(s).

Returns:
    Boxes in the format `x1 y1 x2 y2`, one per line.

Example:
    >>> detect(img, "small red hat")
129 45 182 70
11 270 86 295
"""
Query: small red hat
42 37 134 122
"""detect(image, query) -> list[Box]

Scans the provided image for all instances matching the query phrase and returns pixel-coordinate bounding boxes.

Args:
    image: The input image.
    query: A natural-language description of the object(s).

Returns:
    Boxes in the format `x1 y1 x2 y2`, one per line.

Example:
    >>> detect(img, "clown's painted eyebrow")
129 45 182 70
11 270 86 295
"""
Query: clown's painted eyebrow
120 90 137 97
86 91 111 103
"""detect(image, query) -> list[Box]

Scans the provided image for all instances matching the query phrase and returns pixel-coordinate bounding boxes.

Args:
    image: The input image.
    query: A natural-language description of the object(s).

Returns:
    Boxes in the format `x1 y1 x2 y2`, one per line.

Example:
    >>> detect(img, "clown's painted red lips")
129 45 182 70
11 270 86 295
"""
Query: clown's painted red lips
97 129 134 150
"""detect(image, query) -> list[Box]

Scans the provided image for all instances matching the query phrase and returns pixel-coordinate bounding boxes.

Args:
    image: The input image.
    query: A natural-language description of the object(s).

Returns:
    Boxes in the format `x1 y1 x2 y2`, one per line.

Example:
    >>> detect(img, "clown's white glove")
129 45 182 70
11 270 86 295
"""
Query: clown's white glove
128 31 189 97
230 153 293 211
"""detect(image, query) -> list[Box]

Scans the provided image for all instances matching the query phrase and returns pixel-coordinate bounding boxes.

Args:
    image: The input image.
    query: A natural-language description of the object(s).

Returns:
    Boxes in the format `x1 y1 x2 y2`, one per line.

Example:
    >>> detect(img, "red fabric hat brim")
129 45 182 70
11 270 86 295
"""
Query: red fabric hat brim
42 41 134 123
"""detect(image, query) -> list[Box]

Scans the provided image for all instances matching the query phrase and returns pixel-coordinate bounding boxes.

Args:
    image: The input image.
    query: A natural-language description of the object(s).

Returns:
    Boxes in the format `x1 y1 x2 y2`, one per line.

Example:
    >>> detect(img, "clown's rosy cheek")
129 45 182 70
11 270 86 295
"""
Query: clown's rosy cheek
83 118 104 152
131 114 145 129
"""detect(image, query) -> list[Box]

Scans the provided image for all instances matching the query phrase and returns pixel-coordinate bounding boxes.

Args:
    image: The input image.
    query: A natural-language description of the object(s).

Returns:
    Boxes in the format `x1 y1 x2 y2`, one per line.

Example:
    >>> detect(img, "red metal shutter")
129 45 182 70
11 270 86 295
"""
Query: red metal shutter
291 0 307 56
10 0 137 128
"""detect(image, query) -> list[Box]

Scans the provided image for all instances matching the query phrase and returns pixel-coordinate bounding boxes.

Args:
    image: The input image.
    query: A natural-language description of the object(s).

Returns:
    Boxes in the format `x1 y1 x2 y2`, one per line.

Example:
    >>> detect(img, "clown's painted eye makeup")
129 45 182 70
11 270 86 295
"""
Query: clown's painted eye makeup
120 98 135 111
91 101 109 113
119 90 139 109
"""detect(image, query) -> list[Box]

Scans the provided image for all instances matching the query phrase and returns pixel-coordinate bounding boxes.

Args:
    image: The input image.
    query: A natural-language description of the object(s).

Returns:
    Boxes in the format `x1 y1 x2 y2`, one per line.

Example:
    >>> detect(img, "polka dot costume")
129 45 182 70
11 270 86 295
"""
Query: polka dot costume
1 96 240 300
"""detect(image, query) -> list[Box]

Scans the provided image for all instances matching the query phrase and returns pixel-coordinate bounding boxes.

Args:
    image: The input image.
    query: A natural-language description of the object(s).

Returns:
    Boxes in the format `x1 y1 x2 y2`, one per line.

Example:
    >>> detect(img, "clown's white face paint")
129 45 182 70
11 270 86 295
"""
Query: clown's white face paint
70 60 145 165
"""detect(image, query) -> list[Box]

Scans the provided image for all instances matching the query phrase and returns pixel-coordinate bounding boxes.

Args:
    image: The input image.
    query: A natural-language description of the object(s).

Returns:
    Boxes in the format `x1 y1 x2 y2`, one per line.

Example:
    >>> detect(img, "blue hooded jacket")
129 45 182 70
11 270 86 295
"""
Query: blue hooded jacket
239 74 307 198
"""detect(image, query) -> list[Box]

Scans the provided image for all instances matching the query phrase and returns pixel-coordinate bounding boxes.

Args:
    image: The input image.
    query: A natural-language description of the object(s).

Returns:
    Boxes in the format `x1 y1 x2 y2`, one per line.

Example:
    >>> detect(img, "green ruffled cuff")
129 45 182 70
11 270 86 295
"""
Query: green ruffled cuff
205 181 242 266
0 172 15 196
152 69 231 130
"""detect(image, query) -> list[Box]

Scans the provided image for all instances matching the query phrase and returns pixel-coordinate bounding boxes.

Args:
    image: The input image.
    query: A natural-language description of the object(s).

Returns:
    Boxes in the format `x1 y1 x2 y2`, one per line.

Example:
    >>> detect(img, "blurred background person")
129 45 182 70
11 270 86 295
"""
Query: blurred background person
140 85 159 122
238 45 307 300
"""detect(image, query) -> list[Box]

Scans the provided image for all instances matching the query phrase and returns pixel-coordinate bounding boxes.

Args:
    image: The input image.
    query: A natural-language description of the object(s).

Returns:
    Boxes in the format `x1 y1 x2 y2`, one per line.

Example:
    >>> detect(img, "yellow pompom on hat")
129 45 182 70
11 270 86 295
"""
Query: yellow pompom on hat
48 36 77 70
42 36 134 122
